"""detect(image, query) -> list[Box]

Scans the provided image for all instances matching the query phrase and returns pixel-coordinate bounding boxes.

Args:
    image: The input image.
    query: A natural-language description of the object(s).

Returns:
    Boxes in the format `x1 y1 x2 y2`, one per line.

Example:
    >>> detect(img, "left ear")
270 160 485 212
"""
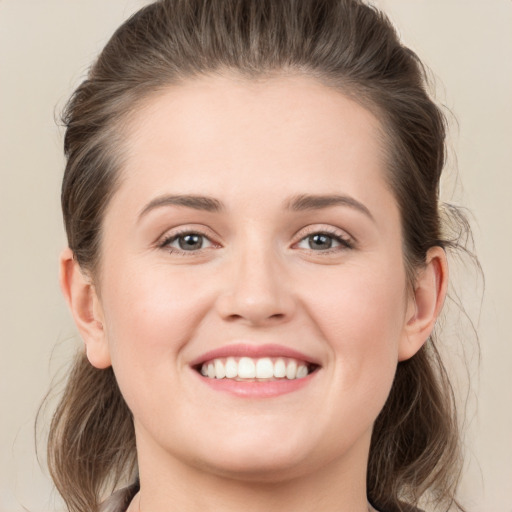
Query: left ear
399 246 448 361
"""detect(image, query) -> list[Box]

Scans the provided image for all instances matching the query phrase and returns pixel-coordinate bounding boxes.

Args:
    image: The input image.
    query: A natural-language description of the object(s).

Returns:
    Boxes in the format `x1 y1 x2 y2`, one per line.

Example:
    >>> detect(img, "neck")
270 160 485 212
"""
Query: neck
133 428 373 512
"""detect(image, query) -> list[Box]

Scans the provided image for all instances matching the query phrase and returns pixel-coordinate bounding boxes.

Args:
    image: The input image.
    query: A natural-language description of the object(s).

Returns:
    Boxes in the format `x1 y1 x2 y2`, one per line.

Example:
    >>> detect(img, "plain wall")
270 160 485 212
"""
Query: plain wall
0 1 511 511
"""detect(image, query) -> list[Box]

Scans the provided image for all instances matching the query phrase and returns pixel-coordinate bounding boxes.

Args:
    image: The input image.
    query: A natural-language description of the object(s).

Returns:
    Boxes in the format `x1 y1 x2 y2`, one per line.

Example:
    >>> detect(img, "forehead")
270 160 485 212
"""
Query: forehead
112 73 393 214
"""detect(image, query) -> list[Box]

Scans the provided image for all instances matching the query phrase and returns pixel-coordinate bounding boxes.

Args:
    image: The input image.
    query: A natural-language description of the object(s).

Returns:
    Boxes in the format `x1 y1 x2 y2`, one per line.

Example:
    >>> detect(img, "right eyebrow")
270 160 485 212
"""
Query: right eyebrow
285 193 375 222
138 194 224 221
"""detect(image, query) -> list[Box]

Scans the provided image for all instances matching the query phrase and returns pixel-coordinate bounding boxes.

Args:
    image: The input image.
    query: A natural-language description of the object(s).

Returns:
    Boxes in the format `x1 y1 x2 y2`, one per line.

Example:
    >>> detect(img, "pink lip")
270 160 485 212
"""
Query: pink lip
189 343 320 399
197 372 316 398
189 343 320 367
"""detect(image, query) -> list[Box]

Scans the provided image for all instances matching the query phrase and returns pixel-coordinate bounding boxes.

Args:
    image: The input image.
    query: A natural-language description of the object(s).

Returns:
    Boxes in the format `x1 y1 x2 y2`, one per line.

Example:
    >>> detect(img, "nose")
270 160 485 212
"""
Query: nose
215 244 296 327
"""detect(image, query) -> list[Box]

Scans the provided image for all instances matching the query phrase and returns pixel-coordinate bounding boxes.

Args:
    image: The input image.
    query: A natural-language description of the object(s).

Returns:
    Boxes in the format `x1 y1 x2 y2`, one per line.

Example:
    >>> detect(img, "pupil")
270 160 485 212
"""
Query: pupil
309 234 332 250
179 234 202 250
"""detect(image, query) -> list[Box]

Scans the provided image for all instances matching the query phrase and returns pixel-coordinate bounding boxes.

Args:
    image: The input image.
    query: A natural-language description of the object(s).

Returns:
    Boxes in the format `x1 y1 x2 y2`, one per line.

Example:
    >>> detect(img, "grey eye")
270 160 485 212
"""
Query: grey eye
307 233 336 250
296 231 351 252
177 234 204 250
162 232 214 252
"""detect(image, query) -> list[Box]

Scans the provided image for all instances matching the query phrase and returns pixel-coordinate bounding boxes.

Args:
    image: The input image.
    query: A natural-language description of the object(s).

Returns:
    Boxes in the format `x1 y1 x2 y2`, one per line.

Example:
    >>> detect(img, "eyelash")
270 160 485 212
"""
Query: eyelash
294 227 354 253
158 227 354 255
158 229 217 255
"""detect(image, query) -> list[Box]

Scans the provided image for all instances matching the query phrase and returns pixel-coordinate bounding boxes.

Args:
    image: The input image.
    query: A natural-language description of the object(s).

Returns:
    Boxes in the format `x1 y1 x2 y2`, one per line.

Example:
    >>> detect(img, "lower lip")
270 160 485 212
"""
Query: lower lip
195 372 317 398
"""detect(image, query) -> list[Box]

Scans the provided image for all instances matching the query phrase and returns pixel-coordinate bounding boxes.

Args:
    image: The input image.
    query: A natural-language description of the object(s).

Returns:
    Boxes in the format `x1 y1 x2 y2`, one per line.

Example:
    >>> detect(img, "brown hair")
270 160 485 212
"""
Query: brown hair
48 1 472 510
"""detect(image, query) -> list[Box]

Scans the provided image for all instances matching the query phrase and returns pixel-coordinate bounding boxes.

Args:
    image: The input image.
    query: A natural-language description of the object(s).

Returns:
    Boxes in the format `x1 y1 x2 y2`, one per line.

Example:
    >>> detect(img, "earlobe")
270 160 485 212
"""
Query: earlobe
59 248 112 369
398 246 448 362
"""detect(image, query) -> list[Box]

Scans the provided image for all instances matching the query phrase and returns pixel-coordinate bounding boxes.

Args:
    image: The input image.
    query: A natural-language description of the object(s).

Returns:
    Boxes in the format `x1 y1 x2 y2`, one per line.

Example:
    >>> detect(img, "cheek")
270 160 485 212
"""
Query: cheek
100 262 214 370
304 260 407 385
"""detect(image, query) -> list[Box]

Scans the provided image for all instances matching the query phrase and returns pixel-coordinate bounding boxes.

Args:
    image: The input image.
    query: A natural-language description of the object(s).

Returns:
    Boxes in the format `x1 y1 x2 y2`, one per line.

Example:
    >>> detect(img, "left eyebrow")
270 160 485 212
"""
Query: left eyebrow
137 194 224 222
285 194 375 222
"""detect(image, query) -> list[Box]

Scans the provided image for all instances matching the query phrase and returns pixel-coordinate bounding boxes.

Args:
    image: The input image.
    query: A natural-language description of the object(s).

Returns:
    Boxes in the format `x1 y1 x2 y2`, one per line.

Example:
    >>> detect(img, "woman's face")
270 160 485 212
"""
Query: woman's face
93 74 417 481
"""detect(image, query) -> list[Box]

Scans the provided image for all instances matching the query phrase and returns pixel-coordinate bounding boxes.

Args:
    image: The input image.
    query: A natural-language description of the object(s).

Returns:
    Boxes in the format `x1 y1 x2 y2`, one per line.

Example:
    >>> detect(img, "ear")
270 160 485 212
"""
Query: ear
399 246 448 362
59 247 111 369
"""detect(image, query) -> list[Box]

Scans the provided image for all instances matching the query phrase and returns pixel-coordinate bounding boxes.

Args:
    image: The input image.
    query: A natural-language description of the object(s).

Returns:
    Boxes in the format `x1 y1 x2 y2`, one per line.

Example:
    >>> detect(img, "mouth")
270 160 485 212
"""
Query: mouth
194 356 319 382
189 344 321 397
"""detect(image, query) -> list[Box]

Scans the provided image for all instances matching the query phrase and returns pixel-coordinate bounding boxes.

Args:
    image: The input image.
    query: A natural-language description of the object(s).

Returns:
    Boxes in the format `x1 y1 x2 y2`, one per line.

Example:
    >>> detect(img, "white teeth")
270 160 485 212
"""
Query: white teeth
198 356 313 381
256 358 274 379
274 358 286 378
214 359 226 379
238 357 256 378
225 357 237 378
286 360 297 380
297 365 308 379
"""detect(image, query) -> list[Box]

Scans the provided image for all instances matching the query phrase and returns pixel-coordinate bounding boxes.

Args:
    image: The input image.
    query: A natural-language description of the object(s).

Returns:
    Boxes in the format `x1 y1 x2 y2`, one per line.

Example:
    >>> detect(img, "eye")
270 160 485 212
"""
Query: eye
160 232 214 253
295 231 353 251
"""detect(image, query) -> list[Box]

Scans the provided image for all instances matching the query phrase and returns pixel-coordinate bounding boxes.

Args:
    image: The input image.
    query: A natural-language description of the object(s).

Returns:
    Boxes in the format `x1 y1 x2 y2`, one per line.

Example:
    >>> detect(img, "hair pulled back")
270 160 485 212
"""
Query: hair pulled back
50 1 468 511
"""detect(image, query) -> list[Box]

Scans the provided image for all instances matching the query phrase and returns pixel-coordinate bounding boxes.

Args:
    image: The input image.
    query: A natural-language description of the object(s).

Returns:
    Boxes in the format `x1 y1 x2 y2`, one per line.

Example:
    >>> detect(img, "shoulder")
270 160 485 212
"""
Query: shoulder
99 482 139 512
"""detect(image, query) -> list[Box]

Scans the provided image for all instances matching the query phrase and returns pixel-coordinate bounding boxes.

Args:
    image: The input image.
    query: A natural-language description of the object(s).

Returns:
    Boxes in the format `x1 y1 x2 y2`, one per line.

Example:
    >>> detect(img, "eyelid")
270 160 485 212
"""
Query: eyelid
156 225 221 254
292 225 355 250
154 223 354 255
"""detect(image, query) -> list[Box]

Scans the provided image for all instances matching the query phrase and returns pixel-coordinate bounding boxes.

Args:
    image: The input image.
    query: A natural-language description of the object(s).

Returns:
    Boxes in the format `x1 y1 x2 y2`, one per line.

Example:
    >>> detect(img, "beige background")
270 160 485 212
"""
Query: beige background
0 1 510 511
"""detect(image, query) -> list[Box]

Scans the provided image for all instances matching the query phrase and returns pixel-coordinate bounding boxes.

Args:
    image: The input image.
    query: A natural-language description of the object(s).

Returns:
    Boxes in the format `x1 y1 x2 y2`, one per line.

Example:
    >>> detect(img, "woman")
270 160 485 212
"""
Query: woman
49 0 471 511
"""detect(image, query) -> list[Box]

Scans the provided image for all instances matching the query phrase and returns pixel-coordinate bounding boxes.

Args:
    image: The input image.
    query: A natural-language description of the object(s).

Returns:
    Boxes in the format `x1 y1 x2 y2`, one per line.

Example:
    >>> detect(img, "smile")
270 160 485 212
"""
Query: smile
190 344 321 397
198 356 316 381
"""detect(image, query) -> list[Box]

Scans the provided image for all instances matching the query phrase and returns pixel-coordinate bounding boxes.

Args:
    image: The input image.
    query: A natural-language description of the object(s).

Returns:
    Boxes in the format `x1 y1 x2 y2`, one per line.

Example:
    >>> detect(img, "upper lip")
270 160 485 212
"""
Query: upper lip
189 343 321 367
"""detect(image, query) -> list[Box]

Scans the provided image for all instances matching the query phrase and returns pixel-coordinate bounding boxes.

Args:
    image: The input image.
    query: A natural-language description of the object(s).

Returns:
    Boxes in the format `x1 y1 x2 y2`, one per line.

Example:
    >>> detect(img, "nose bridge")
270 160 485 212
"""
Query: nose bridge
216 229 294 325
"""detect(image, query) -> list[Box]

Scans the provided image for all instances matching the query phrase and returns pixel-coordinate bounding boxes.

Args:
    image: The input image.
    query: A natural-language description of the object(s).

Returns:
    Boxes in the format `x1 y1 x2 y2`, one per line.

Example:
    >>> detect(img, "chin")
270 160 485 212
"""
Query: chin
183 429 328 483
196 451 314 483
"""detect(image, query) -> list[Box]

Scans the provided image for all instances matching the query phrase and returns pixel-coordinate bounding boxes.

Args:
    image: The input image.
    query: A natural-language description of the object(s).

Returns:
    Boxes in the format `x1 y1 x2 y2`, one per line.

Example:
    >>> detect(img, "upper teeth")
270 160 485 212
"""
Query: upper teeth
200 357 310 380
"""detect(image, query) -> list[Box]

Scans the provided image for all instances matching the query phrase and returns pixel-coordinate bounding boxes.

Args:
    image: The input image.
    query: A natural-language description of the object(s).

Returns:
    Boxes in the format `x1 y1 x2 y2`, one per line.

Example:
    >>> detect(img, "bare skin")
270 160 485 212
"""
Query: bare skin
61 73 447 512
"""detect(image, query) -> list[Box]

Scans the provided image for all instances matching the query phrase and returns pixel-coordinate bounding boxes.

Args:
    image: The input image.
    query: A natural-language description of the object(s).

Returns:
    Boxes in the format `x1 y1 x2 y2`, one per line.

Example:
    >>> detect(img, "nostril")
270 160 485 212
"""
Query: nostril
225 313 244 322
224 311 287 324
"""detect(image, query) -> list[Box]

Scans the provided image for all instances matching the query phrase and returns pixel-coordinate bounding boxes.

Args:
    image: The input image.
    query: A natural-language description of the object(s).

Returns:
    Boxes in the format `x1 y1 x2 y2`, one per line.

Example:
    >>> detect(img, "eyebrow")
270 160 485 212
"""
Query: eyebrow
138 194 223 220
285 194 374 221
138 192 374 222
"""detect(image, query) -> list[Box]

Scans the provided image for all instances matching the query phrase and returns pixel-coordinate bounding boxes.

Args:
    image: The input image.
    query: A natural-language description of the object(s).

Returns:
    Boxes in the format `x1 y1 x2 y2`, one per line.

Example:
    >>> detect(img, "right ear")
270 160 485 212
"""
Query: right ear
59 248 111 369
